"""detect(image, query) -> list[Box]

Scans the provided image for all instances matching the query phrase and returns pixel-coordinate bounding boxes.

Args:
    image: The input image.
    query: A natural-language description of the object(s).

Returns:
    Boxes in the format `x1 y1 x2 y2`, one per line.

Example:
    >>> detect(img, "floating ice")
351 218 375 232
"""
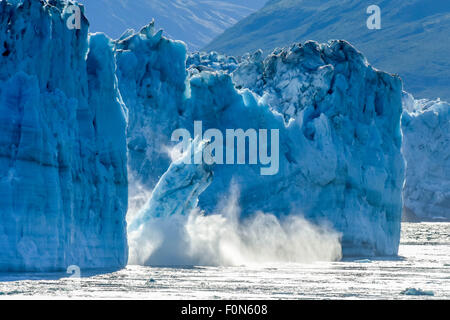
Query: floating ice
401 288 434 296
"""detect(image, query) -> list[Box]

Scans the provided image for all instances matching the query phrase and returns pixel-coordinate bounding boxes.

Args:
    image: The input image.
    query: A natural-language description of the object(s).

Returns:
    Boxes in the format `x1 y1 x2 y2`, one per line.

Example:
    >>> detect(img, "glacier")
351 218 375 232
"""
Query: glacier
119 26 405 257
402 94 450 221
0 0 412 271
0 0 128 271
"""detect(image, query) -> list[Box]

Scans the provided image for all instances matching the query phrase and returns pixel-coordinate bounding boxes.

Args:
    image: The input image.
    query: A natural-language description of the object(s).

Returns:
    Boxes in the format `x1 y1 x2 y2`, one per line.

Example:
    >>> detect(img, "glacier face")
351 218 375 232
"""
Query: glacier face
402 94 450 221
0 0 409 271
0 0 128 271
115 22 189 191
120 26 405 256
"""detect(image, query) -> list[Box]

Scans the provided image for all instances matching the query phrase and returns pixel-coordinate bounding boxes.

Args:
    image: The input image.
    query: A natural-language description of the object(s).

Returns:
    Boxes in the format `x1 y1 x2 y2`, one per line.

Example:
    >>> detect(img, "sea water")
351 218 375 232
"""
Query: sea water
0 223 448 299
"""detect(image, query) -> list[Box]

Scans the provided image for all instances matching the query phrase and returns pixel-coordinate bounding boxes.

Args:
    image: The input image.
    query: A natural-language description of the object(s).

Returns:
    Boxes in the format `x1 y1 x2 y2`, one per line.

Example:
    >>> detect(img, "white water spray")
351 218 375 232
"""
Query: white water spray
128 186 342 266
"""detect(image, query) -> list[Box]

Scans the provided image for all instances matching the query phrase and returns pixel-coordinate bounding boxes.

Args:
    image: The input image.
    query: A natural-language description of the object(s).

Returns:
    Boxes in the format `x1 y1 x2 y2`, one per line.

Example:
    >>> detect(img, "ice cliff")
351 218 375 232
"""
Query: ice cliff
0 0 128 271
402 94 449 221
119 27 405 257
0 0 408 271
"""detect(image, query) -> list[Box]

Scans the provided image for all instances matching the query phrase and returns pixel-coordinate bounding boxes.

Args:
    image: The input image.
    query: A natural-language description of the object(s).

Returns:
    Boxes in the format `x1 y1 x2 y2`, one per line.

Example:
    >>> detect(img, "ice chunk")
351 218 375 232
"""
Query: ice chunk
129 138 213 228
401 288 434 296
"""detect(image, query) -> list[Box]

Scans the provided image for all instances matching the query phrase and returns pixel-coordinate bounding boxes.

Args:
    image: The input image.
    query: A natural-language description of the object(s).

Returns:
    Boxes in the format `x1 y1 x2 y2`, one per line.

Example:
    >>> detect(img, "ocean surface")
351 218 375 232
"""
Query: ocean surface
0 223 449 299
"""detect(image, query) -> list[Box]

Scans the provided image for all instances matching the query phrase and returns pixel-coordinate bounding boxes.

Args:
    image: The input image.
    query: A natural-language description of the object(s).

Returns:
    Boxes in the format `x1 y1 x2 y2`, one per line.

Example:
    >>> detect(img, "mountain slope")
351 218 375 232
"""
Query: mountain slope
79 0 266 51
204 0 450 101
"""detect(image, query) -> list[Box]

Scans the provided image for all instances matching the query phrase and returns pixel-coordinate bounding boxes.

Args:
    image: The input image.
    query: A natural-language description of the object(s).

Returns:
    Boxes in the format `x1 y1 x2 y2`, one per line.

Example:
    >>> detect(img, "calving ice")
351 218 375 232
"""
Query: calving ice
171 121 280 175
